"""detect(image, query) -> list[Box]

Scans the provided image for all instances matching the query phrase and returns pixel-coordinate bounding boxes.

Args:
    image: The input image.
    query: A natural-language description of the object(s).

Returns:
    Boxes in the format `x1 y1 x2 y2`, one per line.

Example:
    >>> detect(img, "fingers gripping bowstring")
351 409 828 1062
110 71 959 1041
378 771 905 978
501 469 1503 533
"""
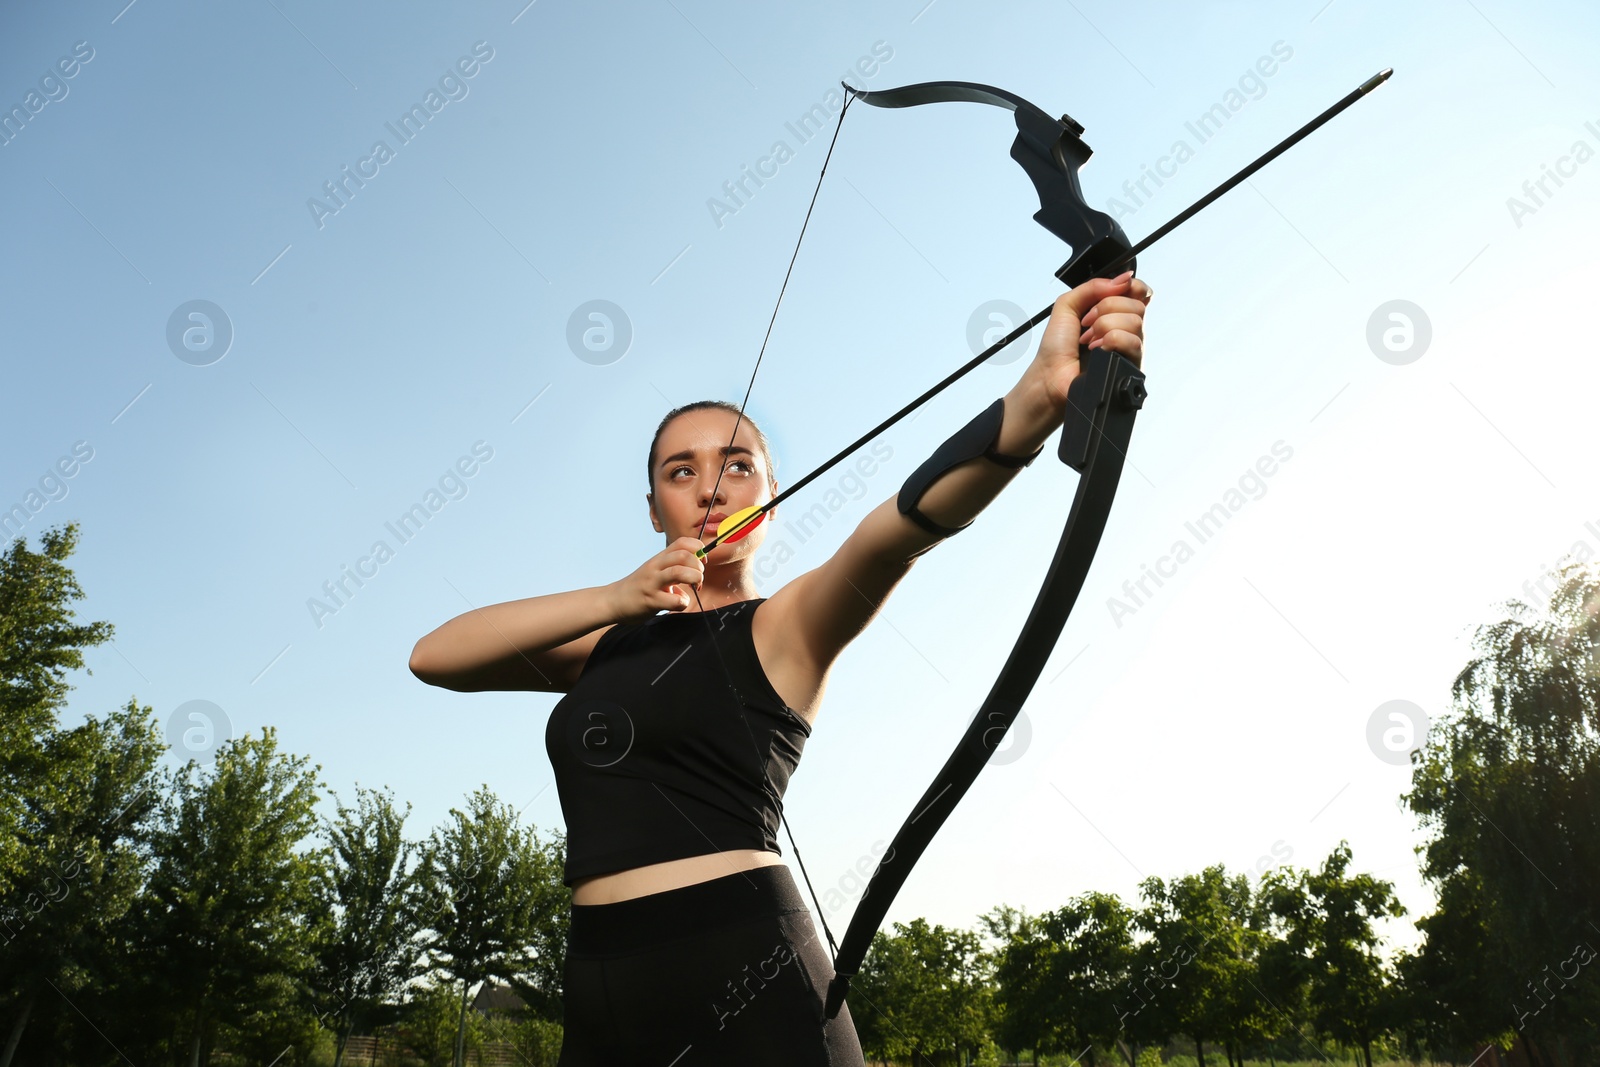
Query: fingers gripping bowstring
686 94 854 959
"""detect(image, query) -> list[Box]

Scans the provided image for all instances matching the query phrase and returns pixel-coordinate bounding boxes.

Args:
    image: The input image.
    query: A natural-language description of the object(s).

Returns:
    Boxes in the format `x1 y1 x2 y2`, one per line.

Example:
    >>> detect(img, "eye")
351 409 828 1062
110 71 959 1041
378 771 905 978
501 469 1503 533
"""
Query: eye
669 459 752 479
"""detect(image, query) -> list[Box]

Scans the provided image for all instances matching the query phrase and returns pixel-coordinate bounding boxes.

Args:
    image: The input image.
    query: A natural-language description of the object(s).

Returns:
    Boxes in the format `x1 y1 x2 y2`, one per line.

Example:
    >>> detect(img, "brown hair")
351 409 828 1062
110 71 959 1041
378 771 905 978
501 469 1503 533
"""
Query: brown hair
647 401 776 494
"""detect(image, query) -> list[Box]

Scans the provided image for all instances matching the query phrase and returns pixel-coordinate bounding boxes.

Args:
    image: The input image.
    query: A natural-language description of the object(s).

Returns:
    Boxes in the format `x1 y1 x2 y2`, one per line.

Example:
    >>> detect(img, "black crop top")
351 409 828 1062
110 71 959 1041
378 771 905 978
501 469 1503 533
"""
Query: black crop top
544 598 812 887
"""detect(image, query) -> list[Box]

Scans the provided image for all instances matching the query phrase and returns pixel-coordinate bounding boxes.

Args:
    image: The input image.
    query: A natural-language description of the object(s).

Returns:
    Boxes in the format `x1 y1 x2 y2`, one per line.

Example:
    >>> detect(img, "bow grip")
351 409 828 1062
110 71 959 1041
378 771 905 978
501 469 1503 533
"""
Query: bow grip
1059 346 1147 472
1056 239 1138 288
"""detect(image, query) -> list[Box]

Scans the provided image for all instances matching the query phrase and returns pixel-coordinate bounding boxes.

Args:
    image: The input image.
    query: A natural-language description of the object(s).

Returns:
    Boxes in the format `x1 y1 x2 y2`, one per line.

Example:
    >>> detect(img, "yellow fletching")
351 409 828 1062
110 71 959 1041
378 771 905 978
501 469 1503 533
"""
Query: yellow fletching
717 505 766 543
694 505 768 559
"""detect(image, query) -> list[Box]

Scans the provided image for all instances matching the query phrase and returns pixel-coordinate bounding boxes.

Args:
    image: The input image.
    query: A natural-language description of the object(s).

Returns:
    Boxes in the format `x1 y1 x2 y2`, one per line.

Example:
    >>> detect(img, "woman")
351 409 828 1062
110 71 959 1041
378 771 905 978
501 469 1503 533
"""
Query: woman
409 271 1150 1064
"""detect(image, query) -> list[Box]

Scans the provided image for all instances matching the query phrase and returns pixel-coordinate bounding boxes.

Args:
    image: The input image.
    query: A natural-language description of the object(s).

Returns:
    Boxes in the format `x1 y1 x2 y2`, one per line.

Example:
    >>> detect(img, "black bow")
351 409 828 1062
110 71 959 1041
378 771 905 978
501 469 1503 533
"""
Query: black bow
816 77 1148 1020
679 70 1393 1023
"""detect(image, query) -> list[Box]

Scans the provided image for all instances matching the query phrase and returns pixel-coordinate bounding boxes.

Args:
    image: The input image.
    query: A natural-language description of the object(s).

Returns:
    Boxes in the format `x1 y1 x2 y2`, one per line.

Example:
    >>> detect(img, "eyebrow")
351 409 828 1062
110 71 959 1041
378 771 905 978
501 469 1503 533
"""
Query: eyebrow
658 444 757 470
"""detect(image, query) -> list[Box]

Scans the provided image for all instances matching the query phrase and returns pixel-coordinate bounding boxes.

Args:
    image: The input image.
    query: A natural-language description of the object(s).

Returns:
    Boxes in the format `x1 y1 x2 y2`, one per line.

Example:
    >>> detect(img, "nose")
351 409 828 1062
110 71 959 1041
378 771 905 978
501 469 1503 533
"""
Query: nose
697 473 727 507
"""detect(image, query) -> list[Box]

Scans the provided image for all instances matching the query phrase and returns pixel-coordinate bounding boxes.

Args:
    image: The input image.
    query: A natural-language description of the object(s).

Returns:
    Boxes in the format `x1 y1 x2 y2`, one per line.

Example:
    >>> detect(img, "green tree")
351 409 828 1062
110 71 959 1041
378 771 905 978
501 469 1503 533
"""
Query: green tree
1402 559 1600 1064
1252 867 1317 1062
1132 865 1256 1067
1116 931 1180 1064
978 905 1052 1063
1038 891 1137 1066
1262 843 1405 1067
854 917 991 1066
129 728 325 1067
0 524 114 898
396 974 487 1067
0 698 163 1067
1307 843 1404 1067
419 786 566 1067
1389 872 1498 1063
488 1011 564 1067
1216 876 1287 1066
309 785 429 1067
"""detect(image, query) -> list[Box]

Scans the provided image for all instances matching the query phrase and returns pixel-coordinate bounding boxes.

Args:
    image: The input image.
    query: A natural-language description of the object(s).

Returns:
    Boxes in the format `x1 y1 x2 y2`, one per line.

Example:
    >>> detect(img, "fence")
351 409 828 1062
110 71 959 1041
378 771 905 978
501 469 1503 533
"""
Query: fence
340 1034 523 1066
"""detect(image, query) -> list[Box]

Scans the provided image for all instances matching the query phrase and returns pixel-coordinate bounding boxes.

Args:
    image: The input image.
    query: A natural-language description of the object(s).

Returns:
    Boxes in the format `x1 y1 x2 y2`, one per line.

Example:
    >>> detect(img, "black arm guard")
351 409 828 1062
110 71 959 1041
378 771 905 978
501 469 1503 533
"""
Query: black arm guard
897 397 1043 542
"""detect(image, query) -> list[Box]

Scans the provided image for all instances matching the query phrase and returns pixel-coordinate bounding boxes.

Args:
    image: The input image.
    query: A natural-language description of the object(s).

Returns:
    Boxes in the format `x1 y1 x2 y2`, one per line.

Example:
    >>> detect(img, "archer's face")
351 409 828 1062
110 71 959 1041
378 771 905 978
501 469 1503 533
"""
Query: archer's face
648 409 776 561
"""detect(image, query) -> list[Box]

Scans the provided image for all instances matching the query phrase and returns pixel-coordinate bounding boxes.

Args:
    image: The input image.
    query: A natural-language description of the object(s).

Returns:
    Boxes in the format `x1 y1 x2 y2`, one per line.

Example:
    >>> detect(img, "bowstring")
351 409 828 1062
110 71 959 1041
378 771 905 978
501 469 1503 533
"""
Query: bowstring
695 90 854 539
685 92 856 960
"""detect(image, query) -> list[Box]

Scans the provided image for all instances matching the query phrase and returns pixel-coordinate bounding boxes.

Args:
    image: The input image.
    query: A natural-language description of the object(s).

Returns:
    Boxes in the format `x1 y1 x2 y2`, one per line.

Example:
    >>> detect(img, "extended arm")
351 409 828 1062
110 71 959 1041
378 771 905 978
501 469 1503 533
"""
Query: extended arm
763 274 1150 672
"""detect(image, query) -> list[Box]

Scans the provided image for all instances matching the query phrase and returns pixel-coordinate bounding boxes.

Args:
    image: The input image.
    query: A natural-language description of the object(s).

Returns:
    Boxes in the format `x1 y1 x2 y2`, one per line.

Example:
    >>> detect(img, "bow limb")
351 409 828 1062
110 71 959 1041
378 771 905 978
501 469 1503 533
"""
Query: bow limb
823 343 1145 1018
842 79 1136 285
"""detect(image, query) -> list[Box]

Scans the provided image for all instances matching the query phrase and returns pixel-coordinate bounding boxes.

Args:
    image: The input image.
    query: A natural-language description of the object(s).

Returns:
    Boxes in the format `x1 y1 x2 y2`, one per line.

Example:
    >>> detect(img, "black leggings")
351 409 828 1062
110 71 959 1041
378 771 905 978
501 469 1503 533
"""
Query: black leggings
557 864 865 1065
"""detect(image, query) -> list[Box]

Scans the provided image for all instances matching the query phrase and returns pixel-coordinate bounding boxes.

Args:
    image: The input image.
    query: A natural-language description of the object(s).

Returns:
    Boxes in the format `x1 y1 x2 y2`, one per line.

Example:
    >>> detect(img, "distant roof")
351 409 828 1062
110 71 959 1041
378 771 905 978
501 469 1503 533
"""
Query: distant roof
471 980 529 1016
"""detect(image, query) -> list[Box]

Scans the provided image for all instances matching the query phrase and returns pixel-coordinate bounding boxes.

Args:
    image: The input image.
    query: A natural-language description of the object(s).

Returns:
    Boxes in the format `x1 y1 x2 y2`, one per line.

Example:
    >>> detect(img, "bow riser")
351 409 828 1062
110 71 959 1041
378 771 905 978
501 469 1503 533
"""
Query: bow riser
1007 109 1137 286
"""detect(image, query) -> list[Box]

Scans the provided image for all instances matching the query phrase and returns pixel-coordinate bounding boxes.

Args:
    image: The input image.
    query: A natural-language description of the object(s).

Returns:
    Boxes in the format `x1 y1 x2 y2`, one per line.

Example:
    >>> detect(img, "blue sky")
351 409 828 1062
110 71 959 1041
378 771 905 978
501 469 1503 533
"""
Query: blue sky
4 0 1598 957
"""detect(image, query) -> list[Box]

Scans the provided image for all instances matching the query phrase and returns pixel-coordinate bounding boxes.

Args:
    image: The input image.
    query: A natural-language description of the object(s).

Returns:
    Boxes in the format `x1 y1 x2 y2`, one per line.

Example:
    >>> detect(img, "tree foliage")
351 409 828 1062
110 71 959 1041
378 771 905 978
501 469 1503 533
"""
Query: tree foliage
419 785 567 1067
1401 559 1600 1062
309 784 429 1067
130 728 326 1066
855 917 993 1065
3 524 1598 1064
0 524 115 897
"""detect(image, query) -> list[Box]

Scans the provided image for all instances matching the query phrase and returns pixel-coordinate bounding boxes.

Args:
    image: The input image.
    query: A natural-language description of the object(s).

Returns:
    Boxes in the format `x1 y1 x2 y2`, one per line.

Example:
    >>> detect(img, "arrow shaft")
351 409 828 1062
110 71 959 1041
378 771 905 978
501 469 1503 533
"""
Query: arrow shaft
703 70 1394 556
1103 68 1393 275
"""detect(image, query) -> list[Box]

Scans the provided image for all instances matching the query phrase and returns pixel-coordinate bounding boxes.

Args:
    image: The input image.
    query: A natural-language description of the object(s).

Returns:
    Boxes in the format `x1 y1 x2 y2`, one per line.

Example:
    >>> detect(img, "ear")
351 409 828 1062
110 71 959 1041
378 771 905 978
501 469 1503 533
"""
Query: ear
646 491 663 533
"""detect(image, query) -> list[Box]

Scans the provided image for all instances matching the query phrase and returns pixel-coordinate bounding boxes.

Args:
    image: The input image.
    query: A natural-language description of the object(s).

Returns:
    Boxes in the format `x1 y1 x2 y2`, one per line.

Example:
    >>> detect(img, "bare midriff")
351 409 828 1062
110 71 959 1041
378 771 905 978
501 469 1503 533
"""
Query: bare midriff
570 848 785 905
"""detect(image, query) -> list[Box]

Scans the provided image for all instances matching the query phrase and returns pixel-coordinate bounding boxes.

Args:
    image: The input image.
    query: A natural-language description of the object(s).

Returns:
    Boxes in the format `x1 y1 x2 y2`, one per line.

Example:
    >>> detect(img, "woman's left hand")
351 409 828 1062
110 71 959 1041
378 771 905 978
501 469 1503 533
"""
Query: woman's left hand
1029 270 1153 414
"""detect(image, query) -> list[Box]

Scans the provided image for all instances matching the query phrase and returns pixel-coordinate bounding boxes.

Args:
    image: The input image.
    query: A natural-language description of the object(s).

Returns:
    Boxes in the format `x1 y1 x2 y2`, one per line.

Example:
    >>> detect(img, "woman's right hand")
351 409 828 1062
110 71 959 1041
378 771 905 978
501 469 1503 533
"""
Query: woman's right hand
607 537 706 622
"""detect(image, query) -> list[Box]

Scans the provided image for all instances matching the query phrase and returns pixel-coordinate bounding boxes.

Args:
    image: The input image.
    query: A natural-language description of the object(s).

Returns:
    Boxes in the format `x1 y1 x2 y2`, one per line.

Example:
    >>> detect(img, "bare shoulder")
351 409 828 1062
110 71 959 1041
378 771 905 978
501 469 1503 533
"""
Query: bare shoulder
752 503 920 722
762 500 919 662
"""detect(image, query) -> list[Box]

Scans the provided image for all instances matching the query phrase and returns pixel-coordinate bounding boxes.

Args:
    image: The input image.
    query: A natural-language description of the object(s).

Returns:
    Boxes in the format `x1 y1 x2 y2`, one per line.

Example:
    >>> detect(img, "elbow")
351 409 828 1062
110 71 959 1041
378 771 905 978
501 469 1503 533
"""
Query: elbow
408 641 456 690
409 638 493 692
408 643 435 686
